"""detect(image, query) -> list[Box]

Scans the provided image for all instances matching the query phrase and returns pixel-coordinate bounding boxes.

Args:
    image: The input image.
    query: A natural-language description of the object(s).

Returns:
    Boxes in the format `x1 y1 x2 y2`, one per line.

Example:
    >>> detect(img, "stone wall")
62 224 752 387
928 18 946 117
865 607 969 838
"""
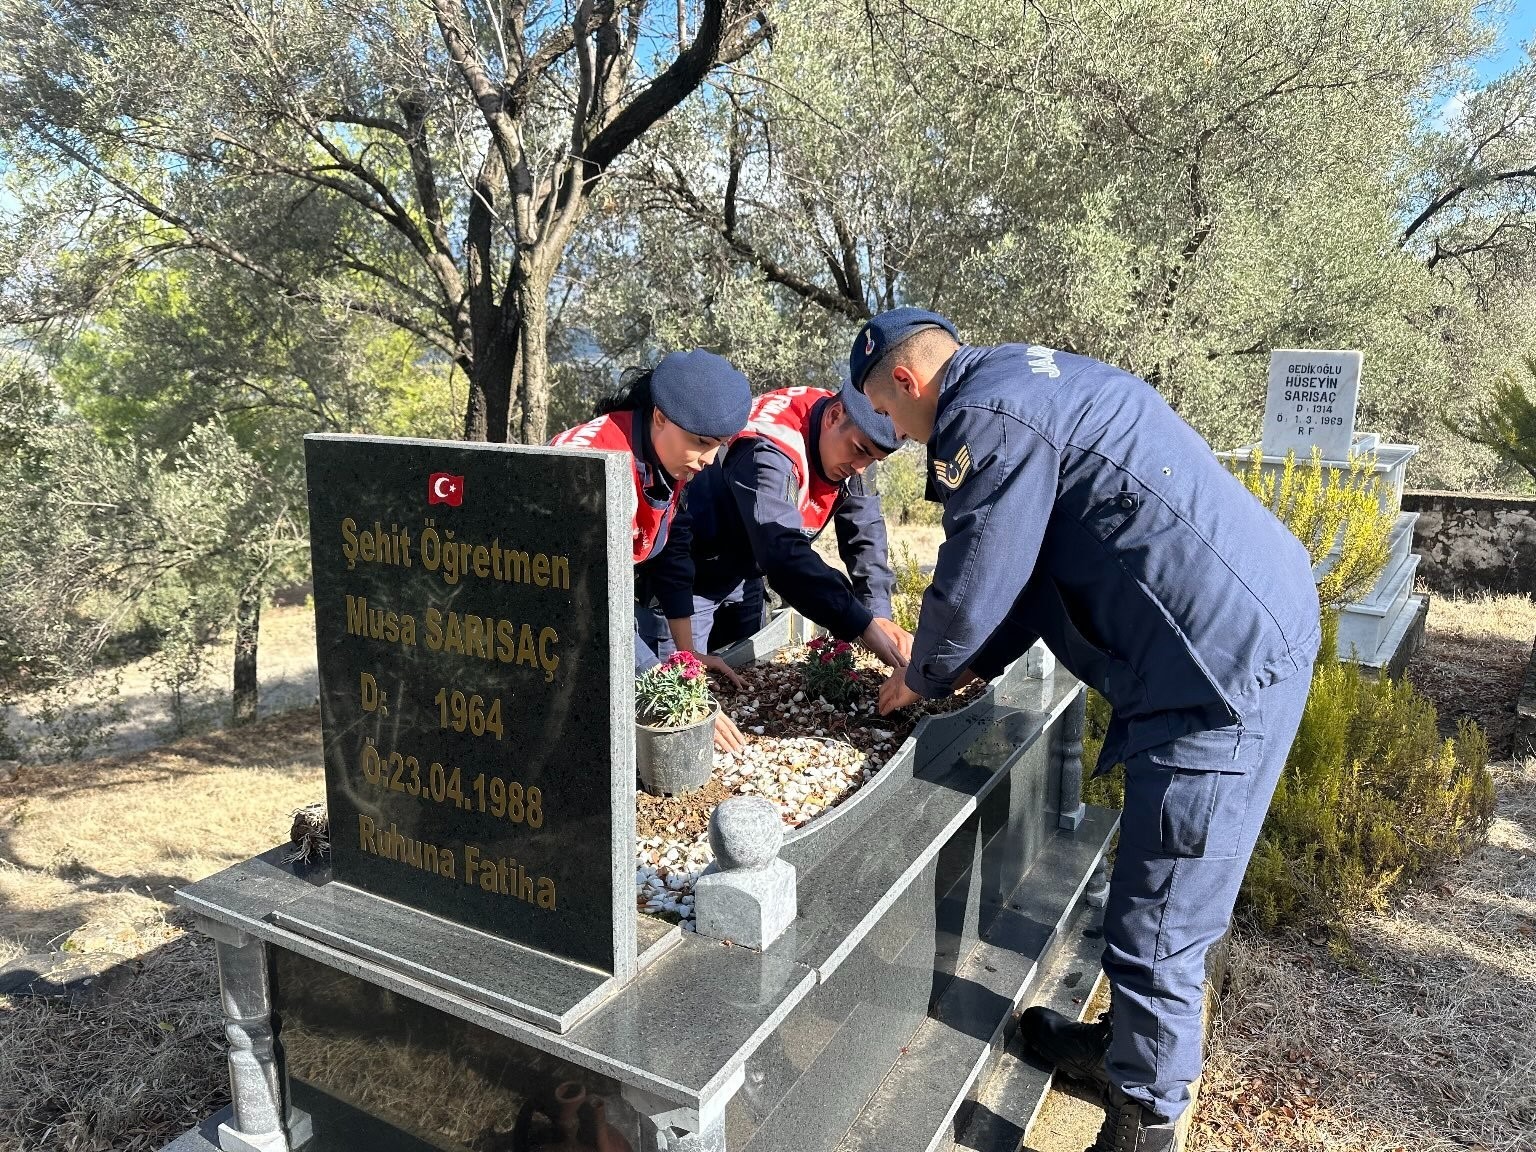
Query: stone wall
1403 490 1536 596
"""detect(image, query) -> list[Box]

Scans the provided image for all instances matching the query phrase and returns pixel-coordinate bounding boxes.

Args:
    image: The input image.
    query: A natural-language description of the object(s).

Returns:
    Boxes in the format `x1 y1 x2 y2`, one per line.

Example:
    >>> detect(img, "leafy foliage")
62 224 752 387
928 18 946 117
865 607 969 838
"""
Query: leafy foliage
0 0 771 443
585 0 1536 489
0 380 305 707
1243 626 1495 934
875 446 941 527
890 546 931 635
799 635 863 706
637 652 716 728
1230 448 1396 611
1463 355 1536 487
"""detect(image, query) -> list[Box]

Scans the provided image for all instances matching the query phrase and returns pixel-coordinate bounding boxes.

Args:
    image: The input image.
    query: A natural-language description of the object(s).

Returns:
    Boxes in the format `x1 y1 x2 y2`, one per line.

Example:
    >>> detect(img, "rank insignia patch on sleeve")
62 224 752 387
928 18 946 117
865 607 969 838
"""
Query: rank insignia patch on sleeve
932 444 972 491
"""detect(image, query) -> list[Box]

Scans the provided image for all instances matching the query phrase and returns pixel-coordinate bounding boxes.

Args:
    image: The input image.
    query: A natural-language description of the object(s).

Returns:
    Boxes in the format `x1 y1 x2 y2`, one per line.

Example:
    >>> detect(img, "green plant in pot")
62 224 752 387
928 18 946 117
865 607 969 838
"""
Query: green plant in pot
800 635 866 707
635 651 721 795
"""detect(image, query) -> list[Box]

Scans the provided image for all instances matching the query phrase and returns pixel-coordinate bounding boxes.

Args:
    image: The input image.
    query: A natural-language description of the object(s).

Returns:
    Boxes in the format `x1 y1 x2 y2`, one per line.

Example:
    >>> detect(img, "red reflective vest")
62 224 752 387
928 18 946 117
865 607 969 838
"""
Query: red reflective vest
550 411 680 564
735 387 840 533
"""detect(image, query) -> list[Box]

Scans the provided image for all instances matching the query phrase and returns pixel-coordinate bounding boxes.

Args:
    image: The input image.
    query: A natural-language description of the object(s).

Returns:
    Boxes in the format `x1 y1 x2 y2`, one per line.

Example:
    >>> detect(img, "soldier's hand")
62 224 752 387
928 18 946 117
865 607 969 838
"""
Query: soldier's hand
698 653 745 691
713 712 747 753
878 672 922 715
859 618 911 669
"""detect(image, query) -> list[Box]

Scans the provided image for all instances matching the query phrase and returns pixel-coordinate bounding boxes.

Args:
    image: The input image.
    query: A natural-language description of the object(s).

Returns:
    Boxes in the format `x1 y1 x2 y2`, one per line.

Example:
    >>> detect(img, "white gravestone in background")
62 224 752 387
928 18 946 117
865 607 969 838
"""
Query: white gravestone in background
1262 349 1362 461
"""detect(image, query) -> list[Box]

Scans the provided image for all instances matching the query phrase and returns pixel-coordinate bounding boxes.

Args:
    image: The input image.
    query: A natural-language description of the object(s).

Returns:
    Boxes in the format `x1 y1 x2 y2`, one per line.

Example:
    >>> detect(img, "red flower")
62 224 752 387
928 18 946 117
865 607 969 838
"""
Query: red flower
662 651 702 672
846 670 860 680
833 641 852 655
820 651 834 664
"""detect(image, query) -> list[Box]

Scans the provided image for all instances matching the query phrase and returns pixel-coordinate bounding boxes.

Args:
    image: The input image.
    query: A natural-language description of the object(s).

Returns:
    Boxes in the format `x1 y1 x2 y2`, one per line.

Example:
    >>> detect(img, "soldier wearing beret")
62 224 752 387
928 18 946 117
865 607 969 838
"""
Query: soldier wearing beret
646 383 914 670
551 348 754 751
851 308 1320 1152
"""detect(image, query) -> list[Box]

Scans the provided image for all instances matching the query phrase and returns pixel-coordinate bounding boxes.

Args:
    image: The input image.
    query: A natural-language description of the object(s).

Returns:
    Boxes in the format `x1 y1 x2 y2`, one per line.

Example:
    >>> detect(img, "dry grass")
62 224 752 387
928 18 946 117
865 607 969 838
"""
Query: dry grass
1194 761 1536 1151
0 707 322 953
1183 593 1536 1152
1406 591 1536 758
0 932 225 1152
0 709 325 1151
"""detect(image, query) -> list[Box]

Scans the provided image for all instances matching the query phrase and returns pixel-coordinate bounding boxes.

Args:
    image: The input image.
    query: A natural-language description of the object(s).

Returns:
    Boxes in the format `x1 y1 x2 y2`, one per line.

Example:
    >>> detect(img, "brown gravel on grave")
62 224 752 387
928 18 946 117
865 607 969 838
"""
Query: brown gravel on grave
634 645 981 845
635 778 734 853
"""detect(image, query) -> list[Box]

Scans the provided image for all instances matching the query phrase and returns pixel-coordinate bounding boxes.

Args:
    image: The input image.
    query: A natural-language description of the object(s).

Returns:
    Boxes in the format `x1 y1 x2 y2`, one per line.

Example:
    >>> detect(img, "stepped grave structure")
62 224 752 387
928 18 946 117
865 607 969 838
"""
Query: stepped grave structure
163 432 1115 1152
1216 348 1427 678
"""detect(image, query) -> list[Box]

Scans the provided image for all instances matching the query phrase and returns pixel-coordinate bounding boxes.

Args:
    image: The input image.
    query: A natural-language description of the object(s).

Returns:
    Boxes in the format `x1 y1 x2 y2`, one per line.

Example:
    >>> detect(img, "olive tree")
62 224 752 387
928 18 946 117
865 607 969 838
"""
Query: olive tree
0 0 771 444
598 0 1535 486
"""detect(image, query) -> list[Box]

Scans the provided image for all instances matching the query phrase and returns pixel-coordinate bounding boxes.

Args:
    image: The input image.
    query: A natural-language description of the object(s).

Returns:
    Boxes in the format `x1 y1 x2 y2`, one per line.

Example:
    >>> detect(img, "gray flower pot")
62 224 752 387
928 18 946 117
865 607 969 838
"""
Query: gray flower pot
636 703 718 796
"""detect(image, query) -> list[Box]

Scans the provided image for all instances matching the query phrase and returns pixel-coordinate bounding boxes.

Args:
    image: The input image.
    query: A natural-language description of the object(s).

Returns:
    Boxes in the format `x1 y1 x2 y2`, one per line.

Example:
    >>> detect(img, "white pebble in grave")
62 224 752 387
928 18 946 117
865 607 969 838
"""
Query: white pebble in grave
634 642 957 928
635 735 875 928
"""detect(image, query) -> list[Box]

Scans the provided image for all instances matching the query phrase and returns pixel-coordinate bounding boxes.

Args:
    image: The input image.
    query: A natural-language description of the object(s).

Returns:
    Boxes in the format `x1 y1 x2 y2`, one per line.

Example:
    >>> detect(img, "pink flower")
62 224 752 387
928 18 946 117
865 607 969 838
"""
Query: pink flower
834 641 852 655
680 667 701 680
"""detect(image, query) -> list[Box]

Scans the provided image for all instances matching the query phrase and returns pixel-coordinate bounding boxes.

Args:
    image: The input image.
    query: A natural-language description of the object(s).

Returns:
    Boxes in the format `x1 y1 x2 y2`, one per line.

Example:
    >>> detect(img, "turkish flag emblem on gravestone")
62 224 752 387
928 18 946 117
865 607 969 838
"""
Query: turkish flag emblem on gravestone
427 472 464 506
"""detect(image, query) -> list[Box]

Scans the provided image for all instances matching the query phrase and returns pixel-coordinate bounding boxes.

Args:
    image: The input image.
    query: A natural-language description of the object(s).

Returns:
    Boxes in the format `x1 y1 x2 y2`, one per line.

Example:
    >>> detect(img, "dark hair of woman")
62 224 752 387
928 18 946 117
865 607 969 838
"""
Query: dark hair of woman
593 367 654 418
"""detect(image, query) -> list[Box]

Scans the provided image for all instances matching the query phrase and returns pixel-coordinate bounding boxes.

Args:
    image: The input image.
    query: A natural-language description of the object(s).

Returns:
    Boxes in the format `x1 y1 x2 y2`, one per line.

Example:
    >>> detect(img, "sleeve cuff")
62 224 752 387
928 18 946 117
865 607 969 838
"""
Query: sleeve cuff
903 663 955 700
836 603 875 642
656 589 695 621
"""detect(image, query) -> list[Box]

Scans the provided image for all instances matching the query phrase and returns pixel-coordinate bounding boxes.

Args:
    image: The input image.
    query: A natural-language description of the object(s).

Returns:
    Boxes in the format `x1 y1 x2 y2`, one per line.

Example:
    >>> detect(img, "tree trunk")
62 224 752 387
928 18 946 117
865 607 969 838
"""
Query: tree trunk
232 590 260 726
517 276 552 445
474 328 518 443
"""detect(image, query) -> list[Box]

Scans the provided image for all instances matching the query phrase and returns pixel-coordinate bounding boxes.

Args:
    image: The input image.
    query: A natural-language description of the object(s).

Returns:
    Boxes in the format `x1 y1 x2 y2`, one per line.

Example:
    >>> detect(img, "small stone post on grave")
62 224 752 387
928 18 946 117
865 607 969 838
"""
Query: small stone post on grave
693 796 797 951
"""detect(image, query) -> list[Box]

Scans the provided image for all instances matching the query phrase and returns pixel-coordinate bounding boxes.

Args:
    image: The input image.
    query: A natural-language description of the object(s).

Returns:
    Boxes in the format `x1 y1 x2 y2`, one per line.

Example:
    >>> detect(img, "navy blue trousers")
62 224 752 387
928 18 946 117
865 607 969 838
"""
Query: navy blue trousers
1102 667 1313 1120
635 578 766 663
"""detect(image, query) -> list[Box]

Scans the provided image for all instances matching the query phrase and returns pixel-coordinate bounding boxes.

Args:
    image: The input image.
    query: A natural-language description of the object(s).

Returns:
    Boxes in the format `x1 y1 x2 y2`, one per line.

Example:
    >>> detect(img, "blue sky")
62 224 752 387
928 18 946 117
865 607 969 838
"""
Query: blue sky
1478 1 1536 80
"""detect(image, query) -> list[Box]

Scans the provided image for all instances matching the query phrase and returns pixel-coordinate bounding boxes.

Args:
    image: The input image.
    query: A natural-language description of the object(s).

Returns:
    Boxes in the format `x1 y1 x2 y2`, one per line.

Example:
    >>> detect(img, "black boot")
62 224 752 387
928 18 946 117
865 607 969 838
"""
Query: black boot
1085 1087 1180 1152
1018 1006 1111 1092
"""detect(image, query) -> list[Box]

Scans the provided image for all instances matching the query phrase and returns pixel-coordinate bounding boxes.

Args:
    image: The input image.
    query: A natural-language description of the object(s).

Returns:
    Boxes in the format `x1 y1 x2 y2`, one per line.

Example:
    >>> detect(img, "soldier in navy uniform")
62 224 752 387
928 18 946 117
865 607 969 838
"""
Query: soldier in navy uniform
551 349 753 751
852 308 1320 1152
645 383 913 670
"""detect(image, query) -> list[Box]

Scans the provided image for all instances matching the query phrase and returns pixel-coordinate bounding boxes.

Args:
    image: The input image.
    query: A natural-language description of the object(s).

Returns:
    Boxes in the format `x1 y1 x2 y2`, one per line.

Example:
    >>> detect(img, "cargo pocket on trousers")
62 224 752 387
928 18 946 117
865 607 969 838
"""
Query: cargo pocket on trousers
1121 766 1250 861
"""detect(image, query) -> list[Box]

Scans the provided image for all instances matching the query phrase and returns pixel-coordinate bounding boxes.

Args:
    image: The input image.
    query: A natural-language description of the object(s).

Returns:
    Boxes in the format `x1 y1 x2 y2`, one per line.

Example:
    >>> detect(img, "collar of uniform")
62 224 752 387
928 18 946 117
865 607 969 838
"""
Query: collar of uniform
933 344 987 425
806 395 835 487
926 345 985 487
633 404 675 506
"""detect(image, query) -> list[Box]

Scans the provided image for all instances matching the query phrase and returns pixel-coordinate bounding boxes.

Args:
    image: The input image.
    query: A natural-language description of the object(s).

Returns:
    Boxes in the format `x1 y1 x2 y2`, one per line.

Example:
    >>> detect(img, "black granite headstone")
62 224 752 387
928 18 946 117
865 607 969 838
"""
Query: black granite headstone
304 435 634 974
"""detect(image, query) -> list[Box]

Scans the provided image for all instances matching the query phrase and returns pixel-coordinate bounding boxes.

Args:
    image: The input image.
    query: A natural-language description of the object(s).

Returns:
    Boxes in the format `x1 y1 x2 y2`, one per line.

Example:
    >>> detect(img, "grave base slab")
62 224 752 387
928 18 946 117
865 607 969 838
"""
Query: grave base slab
165 620 1113 1152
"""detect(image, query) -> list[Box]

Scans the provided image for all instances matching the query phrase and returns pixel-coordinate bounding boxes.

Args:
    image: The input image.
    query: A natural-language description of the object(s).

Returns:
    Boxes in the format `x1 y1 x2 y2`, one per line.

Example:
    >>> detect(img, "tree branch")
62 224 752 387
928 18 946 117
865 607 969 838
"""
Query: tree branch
583 2 772 177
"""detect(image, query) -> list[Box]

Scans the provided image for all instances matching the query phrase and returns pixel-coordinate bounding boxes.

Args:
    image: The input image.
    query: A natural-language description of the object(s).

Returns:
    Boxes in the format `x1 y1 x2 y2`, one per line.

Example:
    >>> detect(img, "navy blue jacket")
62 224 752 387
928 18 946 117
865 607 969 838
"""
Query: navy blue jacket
662 398 895 640
909 344 1320 769
631 407 695 670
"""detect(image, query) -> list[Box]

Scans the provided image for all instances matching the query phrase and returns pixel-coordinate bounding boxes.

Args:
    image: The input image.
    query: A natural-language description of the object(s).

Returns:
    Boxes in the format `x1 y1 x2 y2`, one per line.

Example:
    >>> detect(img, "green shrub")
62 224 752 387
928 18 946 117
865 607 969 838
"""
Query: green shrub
890 545 930 633
1462 355 1536 487
1079 688 1122 808
1242 626 1494 933
1079 622 1495 935
876 445 941 526
1230 447 1395 611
